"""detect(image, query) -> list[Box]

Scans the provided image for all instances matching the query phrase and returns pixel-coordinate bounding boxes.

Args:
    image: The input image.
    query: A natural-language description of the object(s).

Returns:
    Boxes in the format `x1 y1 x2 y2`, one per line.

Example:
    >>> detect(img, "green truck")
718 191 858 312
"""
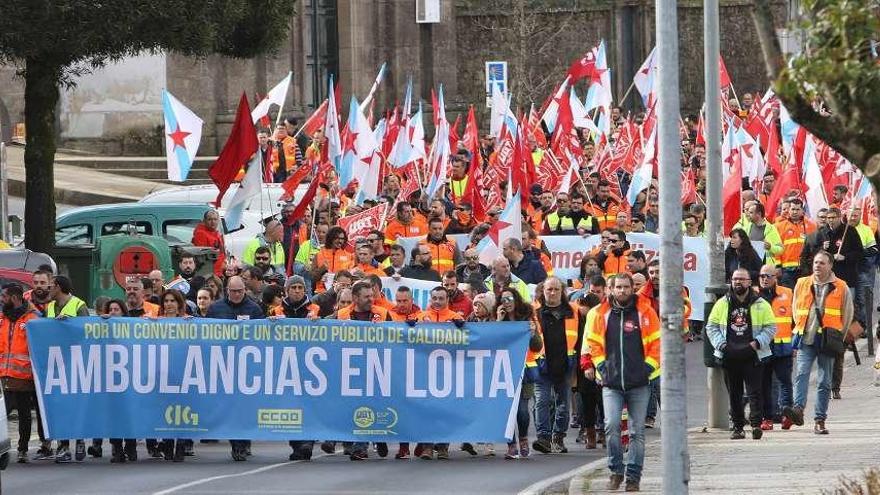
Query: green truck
52 203 221 305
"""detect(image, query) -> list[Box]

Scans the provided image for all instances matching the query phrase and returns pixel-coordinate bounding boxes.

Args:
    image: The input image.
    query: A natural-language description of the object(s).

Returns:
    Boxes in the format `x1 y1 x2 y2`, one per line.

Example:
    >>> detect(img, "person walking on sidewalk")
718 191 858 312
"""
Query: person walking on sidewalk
784 250 853 435
706 268 777 440
757 265 795 430
584 273 660 492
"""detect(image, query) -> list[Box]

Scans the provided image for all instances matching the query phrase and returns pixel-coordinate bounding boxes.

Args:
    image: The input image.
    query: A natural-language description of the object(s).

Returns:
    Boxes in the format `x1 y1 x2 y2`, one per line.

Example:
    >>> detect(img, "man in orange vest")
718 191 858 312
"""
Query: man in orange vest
785 251 853 435
420 217 463 274
588 179 620 231
584 273 660 492
336 281 392 460
385 202 428 243
388 286 423 323
532 277 582 456
775 198 816 288
0 283 42 463
597 230 631 277
757 264 795 431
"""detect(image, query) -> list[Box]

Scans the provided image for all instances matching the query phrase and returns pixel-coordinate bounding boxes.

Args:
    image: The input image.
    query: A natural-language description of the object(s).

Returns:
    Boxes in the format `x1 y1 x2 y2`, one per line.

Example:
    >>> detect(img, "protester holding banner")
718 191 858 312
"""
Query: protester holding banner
157 289 192 461
498 287 541 460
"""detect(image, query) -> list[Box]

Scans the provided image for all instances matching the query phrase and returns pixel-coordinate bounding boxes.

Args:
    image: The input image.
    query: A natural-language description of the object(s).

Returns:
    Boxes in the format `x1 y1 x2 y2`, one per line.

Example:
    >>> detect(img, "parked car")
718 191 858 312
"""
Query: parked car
55 202 269 264
139 183 309 214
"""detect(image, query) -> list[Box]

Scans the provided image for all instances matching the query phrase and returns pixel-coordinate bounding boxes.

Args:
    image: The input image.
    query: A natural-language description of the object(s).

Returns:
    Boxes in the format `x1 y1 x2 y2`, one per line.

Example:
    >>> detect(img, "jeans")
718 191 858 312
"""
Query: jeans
793 344 834 421
603 385 650 482
722 357 764 428
534 377 571 439
761 356 793 420
646 378 660 419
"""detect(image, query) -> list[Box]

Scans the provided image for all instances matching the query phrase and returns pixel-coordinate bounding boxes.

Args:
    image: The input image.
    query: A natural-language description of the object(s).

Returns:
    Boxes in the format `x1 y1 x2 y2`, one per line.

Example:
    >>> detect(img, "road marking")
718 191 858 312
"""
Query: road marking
517 457 606 495
152 453 332 495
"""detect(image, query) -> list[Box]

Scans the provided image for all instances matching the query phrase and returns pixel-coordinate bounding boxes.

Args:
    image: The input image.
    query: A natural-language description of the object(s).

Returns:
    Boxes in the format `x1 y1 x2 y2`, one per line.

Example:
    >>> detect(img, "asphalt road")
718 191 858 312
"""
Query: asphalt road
0 343 709 495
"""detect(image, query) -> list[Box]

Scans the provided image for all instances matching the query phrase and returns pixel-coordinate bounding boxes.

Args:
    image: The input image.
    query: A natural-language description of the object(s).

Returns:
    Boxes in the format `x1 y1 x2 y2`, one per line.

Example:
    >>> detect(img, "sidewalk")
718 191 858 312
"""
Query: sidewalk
4 143 169 205
575 345 880 494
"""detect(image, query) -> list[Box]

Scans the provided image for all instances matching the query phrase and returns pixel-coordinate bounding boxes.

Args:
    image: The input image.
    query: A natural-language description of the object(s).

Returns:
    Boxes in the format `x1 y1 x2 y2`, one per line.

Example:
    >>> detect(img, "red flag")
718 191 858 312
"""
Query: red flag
337 204 387 250
765 163 801 222
280 163 312 202
722 152 742 235
254 92 271 128
566 51 598 84
301 99 329 138
449 114 462 153
209 93 258 206
695 111 706 146
719 55 732 90
285 167 324 226
680 168 697 205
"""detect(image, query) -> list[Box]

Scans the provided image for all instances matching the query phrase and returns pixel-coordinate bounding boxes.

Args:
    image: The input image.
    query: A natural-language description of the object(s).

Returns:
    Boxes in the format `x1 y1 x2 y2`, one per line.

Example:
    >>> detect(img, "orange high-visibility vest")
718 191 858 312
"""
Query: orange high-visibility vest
0 310 40 380
792 276 847 336
584 297 661 380
776 218 816 269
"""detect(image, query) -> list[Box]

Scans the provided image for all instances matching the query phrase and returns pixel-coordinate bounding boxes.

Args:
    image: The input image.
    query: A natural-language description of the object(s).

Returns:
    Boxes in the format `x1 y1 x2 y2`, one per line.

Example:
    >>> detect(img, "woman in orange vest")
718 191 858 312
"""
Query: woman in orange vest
0 283 42 461
498 288 543 460
312 226 354 293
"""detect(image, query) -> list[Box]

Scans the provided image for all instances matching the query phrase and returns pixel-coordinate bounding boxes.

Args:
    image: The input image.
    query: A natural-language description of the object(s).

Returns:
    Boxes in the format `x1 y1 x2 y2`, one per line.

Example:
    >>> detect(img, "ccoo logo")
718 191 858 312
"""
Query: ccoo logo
165 405 199 426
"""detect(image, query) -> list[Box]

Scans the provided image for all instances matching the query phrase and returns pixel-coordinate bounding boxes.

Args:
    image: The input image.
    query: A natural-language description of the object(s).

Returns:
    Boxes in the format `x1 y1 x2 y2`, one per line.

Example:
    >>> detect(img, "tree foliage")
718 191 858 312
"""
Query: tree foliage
751 0 880 186
0 0 295 252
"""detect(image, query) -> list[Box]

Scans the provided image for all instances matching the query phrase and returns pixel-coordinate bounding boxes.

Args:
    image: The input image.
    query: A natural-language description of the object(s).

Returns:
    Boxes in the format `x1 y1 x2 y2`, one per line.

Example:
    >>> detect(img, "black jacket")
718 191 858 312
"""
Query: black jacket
399 264 441 282
724 245 762 284
824 223 864 287
599 298 652 391
279 296 312 318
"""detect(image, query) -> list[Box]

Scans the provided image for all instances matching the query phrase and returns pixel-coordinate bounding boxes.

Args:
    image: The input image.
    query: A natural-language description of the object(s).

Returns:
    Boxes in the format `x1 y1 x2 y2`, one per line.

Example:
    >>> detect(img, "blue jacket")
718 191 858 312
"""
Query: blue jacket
205 297 265 320
511 257 547 285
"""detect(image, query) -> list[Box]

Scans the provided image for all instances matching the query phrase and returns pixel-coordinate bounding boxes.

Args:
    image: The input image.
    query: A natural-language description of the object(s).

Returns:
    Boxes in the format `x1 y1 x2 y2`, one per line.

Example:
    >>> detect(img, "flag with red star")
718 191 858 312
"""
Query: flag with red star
476 192 522 266
162 90 203 182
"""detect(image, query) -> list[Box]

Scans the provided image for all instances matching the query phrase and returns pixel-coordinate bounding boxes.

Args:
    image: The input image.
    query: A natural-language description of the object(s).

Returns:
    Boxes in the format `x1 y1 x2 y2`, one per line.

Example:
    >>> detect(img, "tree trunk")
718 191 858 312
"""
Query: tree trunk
23 58 61 253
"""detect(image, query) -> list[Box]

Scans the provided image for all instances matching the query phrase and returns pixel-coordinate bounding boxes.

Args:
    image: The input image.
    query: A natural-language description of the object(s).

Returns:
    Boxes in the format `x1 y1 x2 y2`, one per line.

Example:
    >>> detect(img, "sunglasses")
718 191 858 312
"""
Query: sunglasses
501 296 515 303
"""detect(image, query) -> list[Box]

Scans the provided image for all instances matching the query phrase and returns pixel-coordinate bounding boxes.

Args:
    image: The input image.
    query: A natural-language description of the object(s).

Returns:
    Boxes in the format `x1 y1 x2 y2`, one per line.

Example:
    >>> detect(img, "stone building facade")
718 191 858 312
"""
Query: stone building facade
0 0 786 155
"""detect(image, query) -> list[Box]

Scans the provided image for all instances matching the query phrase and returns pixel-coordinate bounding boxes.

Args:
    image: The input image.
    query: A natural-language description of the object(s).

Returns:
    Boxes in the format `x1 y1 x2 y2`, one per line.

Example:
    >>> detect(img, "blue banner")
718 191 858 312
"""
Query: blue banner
27 317 529 443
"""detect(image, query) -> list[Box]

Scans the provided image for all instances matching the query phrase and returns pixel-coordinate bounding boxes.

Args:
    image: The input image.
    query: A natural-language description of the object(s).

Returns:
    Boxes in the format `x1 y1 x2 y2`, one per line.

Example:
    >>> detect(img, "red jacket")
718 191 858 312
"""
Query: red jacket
191 223 226 275
449 290 473 319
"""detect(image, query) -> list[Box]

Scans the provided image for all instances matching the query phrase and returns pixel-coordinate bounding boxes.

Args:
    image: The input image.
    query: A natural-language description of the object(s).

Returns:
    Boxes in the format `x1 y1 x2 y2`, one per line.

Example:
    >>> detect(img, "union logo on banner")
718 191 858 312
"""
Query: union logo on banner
337 204 388 250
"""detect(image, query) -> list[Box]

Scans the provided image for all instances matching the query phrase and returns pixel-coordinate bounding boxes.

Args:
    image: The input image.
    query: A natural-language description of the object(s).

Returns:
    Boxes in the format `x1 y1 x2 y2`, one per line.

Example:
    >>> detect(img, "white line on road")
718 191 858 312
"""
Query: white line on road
151 453 332 495
516 456 605 495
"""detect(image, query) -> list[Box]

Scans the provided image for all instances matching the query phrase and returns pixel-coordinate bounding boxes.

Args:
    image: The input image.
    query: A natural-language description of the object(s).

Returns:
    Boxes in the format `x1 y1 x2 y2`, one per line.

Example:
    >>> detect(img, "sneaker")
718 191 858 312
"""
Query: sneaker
75 440 86 461
814 420 829 435
832 390 842 400
484 444 495 456
87 444 103 458
183 440 194 456
17 450 28 463
124 443 138 462
33 442 54 461
551 435 568 453
110 448 126 464
376 442 388 459
55 447 72 463
518 437 530 458
645 417 655 429
349 450 368 461
532 437 551 454
781 417 793 430
730 428 745 440
607 474 624 490
320 441 336 454
752 427 763 440
575 427 586 443
782 405 804 426
148 446 163 459
460 443 477 456
435 445 449 460
760 419 774 431
418 444 433 460
395 445 410 459
625 479 641 492
504 443 519 460
413 443 425 459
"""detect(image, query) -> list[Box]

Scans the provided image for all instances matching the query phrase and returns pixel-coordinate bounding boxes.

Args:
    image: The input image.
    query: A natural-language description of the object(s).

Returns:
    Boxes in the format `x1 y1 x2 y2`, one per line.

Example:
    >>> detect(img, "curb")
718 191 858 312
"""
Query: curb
7 176 143 206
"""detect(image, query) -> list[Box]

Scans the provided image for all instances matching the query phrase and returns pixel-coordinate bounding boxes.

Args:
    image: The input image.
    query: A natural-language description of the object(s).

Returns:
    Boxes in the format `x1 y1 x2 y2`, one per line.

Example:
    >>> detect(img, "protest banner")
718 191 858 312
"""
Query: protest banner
27 317 529 443
380 276 440 309
337 204 387 250
542 233 711 319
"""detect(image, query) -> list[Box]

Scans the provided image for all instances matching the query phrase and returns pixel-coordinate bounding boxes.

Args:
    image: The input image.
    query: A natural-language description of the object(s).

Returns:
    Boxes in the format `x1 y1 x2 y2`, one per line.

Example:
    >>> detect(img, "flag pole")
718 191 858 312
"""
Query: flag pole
273 72 293 129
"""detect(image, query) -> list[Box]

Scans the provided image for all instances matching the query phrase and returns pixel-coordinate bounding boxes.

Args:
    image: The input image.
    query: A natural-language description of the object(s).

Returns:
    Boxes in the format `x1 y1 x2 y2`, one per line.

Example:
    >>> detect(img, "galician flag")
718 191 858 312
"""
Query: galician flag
162 90 203 182
477 193 523 266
